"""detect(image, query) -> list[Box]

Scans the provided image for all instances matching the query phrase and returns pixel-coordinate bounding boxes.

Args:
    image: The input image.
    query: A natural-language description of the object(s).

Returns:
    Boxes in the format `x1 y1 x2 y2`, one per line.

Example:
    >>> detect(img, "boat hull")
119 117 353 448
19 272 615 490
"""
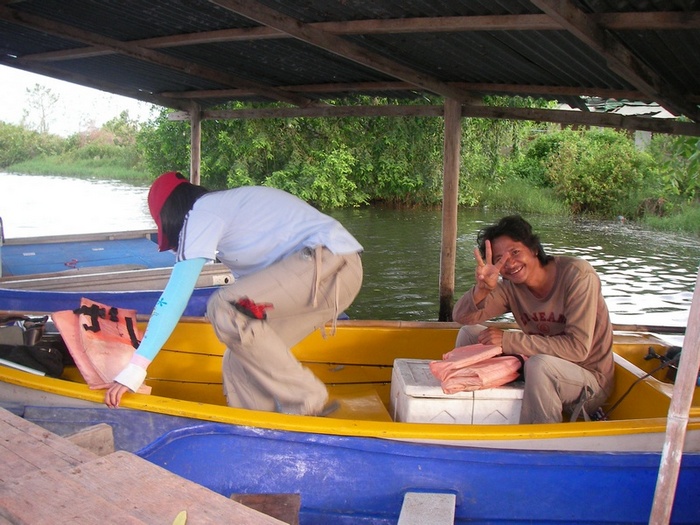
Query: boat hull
1 319 698 523
138 422 700 525
0 229 233 315
0 286 217 317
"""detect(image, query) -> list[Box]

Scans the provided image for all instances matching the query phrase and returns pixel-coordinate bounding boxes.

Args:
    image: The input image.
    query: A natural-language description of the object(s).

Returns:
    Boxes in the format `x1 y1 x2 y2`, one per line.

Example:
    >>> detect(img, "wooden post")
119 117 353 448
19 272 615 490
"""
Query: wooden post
438 98 462 322
189 101 202 185
649 267 700 524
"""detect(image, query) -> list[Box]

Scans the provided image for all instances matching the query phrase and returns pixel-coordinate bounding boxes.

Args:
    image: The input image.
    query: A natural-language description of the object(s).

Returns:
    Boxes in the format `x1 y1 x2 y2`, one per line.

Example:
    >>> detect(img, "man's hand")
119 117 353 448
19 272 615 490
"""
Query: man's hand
477 326 505 346
90 381 131 408
471 240 510 304
474 240 510 290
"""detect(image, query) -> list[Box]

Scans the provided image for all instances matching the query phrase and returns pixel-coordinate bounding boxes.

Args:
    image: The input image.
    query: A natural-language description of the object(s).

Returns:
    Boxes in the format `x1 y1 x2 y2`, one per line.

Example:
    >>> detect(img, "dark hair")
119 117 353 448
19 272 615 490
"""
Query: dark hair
476 214 553 266
160 179 209 251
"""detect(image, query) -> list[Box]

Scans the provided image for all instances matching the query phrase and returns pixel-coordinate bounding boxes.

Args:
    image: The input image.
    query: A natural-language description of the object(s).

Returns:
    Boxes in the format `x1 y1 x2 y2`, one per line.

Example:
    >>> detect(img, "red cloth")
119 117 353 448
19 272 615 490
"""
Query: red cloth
429 343 526 394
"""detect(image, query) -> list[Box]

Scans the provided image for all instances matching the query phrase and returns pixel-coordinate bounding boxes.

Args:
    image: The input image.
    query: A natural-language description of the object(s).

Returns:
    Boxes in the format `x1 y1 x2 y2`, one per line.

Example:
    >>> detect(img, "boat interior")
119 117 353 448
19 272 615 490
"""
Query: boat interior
0 227 234 291
49 320 694 425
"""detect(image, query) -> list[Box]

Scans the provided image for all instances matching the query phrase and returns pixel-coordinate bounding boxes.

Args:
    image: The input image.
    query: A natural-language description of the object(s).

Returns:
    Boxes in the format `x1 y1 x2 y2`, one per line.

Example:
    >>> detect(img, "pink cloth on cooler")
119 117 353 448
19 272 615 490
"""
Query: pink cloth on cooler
429 343 526 394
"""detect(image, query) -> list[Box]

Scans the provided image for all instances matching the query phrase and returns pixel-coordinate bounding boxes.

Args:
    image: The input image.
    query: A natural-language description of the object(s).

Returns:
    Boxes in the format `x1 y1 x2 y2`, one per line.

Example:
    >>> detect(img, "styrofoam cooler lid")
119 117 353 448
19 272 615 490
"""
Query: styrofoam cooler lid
393 359 473 399
394 358 524 399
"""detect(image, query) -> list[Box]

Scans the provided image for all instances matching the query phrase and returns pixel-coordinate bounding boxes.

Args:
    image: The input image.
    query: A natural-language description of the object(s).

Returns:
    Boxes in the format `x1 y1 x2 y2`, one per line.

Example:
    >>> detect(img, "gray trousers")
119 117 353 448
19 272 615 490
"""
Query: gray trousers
455 325 606 424
207 247 362 416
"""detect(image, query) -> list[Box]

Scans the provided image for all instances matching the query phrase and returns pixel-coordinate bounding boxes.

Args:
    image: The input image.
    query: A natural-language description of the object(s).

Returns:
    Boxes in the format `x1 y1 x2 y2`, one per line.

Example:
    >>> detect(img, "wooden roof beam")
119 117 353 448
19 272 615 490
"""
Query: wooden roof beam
207 0 482 105
19 11 700 64
532 0 700 121
159 81 662 104
168 103 700 137
0 5 318 108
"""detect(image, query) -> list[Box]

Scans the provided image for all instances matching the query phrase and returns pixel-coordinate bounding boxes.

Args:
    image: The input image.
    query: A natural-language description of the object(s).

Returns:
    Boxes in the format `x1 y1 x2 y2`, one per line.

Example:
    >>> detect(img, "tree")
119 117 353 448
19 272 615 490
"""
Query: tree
103 111 141 146
22 84 59 134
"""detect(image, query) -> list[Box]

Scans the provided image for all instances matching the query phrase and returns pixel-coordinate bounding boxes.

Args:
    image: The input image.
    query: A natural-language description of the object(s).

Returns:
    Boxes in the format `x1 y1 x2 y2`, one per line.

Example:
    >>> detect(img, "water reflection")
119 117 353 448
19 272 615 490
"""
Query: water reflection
2 173 699 327
332 208 700 328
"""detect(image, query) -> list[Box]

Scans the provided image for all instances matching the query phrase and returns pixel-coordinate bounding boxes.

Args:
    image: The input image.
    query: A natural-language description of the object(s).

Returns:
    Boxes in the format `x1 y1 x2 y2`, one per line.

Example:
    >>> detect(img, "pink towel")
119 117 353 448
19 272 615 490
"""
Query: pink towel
429 343 525 394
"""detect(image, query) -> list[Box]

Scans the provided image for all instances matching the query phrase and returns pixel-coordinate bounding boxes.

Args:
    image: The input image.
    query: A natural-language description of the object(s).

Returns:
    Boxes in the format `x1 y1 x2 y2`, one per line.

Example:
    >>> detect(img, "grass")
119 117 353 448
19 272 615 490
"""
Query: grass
7 156 152 184
642 202 700 234
475 177 570 217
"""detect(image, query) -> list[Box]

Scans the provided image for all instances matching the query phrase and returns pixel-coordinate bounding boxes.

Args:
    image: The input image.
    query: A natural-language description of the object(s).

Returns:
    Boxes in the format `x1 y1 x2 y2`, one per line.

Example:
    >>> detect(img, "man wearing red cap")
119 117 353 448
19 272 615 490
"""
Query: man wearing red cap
101 172 363 416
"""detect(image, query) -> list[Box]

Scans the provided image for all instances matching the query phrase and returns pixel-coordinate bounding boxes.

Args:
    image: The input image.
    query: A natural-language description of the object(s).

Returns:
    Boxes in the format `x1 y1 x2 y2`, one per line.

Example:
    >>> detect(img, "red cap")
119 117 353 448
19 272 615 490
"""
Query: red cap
148 171 188 251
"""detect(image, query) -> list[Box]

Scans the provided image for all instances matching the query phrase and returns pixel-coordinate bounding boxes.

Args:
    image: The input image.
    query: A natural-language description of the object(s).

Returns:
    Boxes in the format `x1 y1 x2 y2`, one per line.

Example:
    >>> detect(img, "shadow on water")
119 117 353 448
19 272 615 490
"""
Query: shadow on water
2 173 699 328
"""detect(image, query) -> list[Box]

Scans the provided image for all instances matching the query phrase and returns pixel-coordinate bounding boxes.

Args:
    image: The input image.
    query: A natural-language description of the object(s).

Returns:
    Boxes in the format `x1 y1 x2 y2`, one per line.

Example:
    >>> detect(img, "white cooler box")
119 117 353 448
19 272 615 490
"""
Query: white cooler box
390 358 524 425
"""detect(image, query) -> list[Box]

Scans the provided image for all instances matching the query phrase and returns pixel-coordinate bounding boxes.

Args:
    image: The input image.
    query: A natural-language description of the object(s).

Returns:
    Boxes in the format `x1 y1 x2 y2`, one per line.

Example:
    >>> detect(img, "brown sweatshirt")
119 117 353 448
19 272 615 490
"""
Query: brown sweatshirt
452 256 614 395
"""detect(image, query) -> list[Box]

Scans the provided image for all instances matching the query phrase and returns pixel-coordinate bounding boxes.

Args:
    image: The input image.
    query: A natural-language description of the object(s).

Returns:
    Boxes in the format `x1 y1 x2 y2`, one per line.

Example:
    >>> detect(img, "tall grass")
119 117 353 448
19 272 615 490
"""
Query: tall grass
475 177 570 216
642 202 700 234
7 157 151 183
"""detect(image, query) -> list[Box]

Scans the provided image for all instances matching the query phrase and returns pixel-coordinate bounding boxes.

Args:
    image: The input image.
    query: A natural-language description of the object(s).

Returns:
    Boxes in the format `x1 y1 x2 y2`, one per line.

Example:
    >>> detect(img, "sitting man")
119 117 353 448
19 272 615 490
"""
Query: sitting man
452 215 614 423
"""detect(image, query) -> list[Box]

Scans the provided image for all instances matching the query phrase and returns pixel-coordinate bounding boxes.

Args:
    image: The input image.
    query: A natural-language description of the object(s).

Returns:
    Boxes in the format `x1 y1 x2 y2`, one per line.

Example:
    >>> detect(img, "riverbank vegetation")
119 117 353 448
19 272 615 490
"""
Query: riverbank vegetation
2 96 699 235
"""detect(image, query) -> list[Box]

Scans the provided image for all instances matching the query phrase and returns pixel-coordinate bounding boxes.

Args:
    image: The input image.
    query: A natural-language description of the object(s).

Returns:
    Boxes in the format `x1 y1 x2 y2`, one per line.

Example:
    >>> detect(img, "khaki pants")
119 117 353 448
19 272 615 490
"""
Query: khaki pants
455 325 606 423
207 247 362 416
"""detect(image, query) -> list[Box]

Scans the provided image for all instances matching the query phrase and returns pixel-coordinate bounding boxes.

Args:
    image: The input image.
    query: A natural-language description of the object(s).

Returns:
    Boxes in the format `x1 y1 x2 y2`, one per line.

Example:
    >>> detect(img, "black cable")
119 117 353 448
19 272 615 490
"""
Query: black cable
602 352 681 419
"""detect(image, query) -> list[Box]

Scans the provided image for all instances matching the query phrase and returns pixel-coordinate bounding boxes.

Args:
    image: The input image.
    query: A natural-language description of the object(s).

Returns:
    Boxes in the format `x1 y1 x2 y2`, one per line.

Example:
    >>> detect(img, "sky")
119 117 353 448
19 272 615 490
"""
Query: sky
0 65 160 136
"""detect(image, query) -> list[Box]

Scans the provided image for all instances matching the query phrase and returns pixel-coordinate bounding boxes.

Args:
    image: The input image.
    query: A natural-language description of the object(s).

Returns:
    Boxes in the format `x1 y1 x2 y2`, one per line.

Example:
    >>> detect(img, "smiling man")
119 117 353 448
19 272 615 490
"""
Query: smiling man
452 215 614 424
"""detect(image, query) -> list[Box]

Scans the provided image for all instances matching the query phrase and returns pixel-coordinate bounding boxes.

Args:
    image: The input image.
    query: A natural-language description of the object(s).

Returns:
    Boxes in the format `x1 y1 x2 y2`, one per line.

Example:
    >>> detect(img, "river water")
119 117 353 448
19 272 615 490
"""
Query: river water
2 173 699 328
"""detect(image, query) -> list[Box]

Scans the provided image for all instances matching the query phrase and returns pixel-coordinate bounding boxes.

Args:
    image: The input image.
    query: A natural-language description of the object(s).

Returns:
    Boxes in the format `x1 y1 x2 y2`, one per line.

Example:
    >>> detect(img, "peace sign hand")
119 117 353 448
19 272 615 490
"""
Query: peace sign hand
473 240 510 295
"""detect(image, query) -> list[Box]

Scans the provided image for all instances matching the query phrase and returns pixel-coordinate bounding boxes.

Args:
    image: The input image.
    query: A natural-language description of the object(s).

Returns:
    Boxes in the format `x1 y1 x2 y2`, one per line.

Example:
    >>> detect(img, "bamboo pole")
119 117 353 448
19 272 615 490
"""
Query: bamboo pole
438 98 462 322
649 267 700 524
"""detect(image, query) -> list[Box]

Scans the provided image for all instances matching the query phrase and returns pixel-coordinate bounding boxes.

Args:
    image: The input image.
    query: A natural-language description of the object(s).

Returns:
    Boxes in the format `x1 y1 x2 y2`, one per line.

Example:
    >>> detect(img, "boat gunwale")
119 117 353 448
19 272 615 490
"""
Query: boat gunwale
2 229 158 246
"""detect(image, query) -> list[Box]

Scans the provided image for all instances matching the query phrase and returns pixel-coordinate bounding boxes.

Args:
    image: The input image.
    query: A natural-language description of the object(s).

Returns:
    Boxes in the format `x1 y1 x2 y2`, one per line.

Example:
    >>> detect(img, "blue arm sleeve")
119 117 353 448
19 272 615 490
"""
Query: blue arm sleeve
135 257 207 362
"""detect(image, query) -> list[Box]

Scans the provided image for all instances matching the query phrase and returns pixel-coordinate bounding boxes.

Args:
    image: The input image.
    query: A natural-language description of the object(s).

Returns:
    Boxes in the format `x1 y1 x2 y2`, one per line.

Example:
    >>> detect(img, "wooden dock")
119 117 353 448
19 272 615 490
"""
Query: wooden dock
0 407 289 524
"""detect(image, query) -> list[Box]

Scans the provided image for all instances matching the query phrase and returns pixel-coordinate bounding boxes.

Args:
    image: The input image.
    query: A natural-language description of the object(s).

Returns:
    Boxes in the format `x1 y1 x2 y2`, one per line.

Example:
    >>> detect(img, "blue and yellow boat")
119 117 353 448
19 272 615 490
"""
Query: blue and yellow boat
0 316 698 524
0 228 232 315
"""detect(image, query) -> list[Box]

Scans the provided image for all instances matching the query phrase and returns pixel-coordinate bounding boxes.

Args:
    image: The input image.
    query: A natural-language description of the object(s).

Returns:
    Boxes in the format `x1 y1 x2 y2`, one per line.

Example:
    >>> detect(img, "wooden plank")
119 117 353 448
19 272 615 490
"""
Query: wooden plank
64 423 115 456
230 493 300 525
0 407 97 481
55 451 287 524
649 268 700 524
0 410 283 523
0 467 149 524
439 97 461 322
398 492 456 525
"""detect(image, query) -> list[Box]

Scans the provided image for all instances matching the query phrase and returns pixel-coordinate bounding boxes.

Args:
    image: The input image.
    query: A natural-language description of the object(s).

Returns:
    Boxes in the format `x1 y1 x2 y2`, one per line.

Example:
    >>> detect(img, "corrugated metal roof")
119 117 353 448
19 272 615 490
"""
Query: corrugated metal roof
0 0 698 131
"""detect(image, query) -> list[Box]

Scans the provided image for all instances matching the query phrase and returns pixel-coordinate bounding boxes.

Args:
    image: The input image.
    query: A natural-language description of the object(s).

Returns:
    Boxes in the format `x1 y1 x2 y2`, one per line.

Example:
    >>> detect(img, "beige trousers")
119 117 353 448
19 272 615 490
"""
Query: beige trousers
207 247 362 416
455 325 606 423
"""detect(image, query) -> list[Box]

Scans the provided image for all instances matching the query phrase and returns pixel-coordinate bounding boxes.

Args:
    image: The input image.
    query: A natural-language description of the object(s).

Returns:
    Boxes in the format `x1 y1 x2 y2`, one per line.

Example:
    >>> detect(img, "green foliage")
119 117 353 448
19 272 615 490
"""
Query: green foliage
137 99 448 206
516 128 656 217
136 111 191 180
0 121 65 167
647 133 700 204
4 94 698 235
457 97 556 206
102 111 141 146
513 131 568 187
265 146 360 207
